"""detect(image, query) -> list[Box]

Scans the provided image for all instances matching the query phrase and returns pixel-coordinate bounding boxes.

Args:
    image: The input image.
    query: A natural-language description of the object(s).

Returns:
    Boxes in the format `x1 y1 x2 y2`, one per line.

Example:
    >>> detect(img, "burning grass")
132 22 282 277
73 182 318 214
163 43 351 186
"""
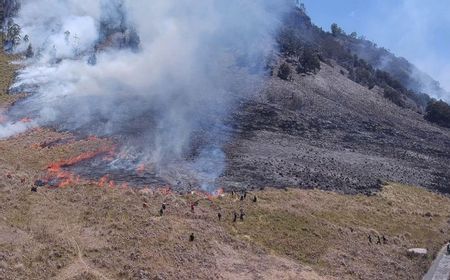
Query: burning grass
46 146 116 187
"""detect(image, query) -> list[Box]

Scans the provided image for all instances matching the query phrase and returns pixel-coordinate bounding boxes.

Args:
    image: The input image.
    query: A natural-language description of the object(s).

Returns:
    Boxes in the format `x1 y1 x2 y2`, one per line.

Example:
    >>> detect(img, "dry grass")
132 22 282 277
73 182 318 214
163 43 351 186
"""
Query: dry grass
217 185 450 279
1 167 449 280
0 50 21 107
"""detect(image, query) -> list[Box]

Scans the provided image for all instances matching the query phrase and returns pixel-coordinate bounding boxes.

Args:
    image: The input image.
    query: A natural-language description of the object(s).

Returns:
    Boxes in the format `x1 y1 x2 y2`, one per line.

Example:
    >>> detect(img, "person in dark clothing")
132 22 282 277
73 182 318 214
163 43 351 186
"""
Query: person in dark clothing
34 180 46 187
253 196 257 203
239 209 245 221
218 212 222 221
159 208 164 216
189 233 195 242
233 212 237 223
382 235 387 244
162 203 166 210
240 195 244 201
376 236 381 245
368 235 372 244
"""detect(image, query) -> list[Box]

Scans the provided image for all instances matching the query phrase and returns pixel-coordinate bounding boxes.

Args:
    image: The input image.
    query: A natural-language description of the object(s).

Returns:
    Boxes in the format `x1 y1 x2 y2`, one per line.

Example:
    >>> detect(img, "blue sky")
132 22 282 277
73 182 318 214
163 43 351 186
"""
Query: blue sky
300 0 450 93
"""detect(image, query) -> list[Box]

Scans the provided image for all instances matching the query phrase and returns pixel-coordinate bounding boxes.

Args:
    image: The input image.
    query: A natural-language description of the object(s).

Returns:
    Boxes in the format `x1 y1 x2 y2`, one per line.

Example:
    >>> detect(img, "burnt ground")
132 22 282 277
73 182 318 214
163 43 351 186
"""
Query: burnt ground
35 60 450 195
3 54 449 195
220 61 450 194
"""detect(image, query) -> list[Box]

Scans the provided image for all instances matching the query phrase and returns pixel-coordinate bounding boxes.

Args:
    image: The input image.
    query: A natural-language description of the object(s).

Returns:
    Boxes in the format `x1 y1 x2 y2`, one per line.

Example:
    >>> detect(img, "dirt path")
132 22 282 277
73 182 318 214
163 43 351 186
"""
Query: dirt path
423 244 450 280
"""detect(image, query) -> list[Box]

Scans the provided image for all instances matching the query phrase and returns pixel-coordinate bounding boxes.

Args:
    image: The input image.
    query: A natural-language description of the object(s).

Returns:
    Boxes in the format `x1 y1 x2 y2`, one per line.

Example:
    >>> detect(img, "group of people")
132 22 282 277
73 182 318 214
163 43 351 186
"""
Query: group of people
158 190 258 242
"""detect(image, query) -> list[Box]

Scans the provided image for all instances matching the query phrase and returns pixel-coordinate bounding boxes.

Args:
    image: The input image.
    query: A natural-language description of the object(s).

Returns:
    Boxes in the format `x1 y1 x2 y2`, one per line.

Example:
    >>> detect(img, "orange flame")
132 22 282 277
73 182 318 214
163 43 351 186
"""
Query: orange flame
98 175 109 188
47 146 115 188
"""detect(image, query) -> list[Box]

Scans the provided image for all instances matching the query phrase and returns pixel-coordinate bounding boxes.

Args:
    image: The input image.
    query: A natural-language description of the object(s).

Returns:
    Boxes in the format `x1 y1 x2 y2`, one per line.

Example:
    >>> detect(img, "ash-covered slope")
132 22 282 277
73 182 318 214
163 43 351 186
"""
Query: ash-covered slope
221 60 450 194
217 7 450 194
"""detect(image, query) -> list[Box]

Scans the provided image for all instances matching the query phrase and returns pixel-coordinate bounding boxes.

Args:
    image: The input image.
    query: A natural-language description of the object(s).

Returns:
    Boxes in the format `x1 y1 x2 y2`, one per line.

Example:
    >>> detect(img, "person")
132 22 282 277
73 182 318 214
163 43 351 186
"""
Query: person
218 212 222 221
368 235 372 244
34 180 46 187
159 208 164 216
382 235 387 244
233 212 237 223
162 203 166 210
189 233 195 242
253 196 257 203
240 209 245 221
376 236 381 245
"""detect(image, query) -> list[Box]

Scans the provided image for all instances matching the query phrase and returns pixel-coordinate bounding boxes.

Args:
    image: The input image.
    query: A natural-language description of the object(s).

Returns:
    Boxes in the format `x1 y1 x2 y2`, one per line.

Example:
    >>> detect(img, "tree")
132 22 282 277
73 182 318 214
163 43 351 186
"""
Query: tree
331 23 342 37
297 47 321 74
277 27 302 56
25 43 34 58
295 1 306 12
278 63 292 81
5 22 21 49
425 100 450 128
64 30 71 43
384 88 405 107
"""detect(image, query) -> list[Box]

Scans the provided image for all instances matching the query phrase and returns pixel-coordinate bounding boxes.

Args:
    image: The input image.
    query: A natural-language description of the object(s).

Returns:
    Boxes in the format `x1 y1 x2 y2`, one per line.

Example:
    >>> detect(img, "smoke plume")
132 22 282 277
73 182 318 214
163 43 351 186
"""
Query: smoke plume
0 0 289 191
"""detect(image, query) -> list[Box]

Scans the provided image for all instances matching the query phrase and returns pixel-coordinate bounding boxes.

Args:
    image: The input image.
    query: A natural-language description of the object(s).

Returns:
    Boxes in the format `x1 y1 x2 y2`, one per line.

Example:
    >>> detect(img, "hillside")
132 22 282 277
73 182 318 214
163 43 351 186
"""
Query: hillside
1 2 450 280
217 7 450 194
220 59 450 194
1 121 449 279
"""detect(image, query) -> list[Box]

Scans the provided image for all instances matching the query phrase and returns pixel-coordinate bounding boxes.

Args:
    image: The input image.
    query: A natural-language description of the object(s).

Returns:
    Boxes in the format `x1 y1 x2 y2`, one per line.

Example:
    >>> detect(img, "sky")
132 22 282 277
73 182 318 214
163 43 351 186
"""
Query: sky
300 0 450 93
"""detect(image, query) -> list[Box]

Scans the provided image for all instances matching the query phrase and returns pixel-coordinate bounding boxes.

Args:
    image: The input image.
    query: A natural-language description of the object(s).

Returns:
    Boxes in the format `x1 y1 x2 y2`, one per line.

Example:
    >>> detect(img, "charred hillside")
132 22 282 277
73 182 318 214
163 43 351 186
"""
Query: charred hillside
219 7 450 194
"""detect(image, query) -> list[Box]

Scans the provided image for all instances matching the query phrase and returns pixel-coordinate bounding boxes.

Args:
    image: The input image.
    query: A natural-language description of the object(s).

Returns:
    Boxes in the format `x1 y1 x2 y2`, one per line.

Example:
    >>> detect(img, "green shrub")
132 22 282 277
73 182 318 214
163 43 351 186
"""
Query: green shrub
425 100 450 128
384 88 405 107
278 63 292 81
297 48 321 74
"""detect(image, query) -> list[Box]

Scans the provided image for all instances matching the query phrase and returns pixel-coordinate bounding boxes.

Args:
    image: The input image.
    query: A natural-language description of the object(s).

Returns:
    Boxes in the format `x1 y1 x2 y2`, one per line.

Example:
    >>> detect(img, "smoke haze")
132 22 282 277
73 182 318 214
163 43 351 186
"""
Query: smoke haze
0 0 289 191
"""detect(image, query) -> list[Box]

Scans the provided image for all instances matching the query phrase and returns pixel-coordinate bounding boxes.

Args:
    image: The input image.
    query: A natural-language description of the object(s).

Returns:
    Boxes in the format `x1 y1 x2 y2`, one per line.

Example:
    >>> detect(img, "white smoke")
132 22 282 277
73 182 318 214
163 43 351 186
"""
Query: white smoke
1 0 289 190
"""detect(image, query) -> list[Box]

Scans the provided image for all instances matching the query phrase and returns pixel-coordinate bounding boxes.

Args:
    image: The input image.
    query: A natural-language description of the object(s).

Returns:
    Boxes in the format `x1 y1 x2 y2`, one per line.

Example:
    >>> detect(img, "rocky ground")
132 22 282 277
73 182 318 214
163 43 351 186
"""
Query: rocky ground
221 60 450 194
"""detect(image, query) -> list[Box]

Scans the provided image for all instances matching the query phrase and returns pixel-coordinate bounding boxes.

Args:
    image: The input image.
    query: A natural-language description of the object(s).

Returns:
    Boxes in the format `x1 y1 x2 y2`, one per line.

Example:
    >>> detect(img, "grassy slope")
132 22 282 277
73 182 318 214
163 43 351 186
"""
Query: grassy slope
0 51 20 106
1 52 449 280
